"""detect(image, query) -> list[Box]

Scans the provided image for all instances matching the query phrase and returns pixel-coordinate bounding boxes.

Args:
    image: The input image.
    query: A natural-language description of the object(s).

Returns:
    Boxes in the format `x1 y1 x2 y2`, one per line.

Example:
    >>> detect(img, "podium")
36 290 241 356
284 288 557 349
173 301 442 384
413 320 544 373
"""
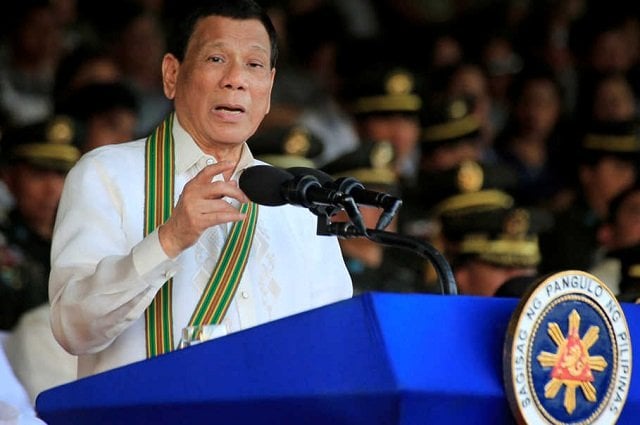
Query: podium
36 293 640 424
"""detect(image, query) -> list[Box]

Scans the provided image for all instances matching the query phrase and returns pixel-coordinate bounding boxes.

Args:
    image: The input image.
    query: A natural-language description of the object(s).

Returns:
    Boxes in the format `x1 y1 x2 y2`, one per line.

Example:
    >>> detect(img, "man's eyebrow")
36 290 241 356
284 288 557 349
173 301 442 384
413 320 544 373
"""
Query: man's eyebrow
202 41 269 56
249 44 270 56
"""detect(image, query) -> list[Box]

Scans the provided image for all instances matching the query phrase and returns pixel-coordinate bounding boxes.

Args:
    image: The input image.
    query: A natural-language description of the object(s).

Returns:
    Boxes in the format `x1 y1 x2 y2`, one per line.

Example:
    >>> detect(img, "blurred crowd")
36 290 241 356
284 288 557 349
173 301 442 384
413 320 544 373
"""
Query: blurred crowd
2 0 640 414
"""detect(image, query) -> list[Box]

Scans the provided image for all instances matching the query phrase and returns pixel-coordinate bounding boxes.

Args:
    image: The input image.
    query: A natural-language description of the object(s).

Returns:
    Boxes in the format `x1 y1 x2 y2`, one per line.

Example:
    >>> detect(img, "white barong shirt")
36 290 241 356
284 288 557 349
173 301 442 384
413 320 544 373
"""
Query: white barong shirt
49 116 353 378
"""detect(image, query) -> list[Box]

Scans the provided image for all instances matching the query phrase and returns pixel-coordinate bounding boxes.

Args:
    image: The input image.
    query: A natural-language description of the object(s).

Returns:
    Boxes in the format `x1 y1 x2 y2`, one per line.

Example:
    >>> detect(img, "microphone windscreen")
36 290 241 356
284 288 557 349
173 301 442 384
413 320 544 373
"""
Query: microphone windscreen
287 166 333 185
239 165 293 206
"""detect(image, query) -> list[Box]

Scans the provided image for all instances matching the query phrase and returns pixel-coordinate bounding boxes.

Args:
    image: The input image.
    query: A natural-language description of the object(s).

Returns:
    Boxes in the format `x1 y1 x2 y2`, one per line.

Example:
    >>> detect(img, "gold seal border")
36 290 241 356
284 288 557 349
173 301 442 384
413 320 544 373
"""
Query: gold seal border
503 270 632 425
527 294 617 425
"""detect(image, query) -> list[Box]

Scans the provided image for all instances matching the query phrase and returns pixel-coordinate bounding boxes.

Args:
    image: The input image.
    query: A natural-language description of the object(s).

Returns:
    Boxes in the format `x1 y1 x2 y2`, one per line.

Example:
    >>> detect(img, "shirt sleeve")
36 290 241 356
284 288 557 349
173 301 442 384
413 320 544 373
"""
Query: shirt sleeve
49 151 181 355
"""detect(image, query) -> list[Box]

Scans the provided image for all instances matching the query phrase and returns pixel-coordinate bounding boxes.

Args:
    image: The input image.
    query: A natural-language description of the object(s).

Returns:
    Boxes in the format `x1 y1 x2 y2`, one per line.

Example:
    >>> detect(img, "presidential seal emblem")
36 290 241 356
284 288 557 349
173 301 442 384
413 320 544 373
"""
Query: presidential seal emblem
503 270 632 424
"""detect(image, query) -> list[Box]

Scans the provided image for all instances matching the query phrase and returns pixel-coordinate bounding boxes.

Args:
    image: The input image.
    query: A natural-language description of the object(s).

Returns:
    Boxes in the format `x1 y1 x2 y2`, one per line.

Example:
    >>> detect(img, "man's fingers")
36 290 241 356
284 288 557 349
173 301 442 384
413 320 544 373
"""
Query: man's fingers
202 210 247 223
195 161 235 182
187 162 249 203
203 180 249 203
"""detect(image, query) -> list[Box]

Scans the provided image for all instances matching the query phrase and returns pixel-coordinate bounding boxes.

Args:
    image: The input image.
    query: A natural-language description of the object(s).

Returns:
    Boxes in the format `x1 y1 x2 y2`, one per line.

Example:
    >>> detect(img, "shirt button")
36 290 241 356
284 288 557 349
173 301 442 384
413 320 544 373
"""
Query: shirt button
241 291 249 299
206 158 214 165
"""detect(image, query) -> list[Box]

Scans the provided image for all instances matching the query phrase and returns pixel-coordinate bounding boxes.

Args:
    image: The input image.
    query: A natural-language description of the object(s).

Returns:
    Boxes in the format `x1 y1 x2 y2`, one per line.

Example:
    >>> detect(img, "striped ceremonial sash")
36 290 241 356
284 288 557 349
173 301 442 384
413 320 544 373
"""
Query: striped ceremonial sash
143 113 258 357
188 201 258 326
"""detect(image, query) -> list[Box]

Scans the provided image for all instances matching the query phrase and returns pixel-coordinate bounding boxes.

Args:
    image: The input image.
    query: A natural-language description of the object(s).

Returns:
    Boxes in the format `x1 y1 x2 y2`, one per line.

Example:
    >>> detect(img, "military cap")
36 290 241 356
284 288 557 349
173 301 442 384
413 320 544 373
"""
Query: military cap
345 66 422 116
321 140 397 190
420 95 481 149
419 160 518 214
580 119 640 162
249 125 324 169
424 161 547 269
453 207 552 268
1 115 80 172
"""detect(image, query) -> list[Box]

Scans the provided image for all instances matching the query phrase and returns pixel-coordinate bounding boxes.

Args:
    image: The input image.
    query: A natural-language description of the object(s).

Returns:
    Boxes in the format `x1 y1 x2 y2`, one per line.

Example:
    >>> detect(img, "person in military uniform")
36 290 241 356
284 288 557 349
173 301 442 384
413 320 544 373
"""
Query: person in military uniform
430 161 518 262
342 65 423 185
321 141 429 295
401 156 519 289
55 80 140 153
443 206 551 297
0 115 80 329
248 124 324 169
418 94 484 175
400 94 486 241
539 119 640 275
589 182 640 295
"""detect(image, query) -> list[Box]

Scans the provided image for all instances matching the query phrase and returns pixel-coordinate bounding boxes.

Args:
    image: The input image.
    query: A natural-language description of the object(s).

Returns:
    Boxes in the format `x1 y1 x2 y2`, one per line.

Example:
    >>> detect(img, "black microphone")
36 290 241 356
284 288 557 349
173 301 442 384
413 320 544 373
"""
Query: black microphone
240 165 367 232
239 165 343 209
239 165 293 206
286 166 402 230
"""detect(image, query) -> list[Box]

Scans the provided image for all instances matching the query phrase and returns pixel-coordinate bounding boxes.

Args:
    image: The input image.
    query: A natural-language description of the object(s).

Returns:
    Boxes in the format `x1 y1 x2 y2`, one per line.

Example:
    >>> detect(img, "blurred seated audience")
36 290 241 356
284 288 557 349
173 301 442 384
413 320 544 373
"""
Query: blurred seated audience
0 0 66 127
539 119 640 274
589 182 640 294
56 81 139 152
493 63 573 209
52 43 123 113
0 116 80 330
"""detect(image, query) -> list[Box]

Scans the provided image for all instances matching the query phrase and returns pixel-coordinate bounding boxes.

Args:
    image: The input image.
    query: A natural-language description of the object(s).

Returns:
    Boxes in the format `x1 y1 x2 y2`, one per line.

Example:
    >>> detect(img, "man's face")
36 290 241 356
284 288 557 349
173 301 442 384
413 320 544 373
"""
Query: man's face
4 163 65 238
586 157 637 205
84 108 138 152
163 15 275 150
454 259 525 296
612 191 640 248
421 140 482 173
361 114 420 164
515 79 560 136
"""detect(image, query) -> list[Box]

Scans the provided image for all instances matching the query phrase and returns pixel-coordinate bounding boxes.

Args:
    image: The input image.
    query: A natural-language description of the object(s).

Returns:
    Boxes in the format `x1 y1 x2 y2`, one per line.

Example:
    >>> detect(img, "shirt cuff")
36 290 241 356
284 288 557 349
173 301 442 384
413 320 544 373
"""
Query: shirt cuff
132 229 180 286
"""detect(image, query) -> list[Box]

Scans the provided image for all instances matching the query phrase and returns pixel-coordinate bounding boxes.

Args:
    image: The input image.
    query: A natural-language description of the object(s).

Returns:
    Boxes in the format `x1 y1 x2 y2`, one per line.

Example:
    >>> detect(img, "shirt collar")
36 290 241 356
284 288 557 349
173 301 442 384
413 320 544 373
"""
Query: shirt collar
172 114 256 179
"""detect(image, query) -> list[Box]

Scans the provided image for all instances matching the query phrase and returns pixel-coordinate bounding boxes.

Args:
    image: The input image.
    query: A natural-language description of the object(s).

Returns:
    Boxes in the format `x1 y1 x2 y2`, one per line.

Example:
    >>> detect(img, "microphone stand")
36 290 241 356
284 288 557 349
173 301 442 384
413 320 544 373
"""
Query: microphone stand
288 171 457 295
318 220 458 296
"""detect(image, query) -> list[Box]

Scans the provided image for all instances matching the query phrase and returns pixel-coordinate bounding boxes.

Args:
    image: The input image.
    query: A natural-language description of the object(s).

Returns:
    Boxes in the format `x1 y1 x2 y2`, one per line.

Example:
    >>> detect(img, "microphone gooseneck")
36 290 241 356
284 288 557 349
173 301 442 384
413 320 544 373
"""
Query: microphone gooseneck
326 223 457 295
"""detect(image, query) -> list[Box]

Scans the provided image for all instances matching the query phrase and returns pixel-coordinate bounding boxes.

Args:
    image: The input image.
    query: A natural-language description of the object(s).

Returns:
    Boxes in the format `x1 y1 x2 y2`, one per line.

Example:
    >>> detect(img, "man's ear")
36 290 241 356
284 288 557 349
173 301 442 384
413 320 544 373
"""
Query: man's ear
264 68 276 115
162 53 180 100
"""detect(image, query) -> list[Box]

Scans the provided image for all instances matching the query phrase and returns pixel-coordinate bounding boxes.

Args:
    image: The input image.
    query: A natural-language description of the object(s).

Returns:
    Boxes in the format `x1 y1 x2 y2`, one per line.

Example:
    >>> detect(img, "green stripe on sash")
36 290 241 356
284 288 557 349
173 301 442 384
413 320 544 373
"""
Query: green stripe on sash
143 113 258 357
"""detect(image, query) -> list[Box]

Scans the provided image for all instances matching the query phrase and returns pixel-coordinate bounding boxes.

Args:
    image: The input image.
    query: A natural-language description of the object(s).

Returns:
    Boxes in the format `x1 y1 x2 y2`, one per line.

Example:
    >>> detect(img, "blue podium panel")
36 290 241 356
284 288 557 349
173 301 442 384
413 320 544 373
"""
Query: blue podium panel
371 295 517 424
37 294 399 425
36 293 640 425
